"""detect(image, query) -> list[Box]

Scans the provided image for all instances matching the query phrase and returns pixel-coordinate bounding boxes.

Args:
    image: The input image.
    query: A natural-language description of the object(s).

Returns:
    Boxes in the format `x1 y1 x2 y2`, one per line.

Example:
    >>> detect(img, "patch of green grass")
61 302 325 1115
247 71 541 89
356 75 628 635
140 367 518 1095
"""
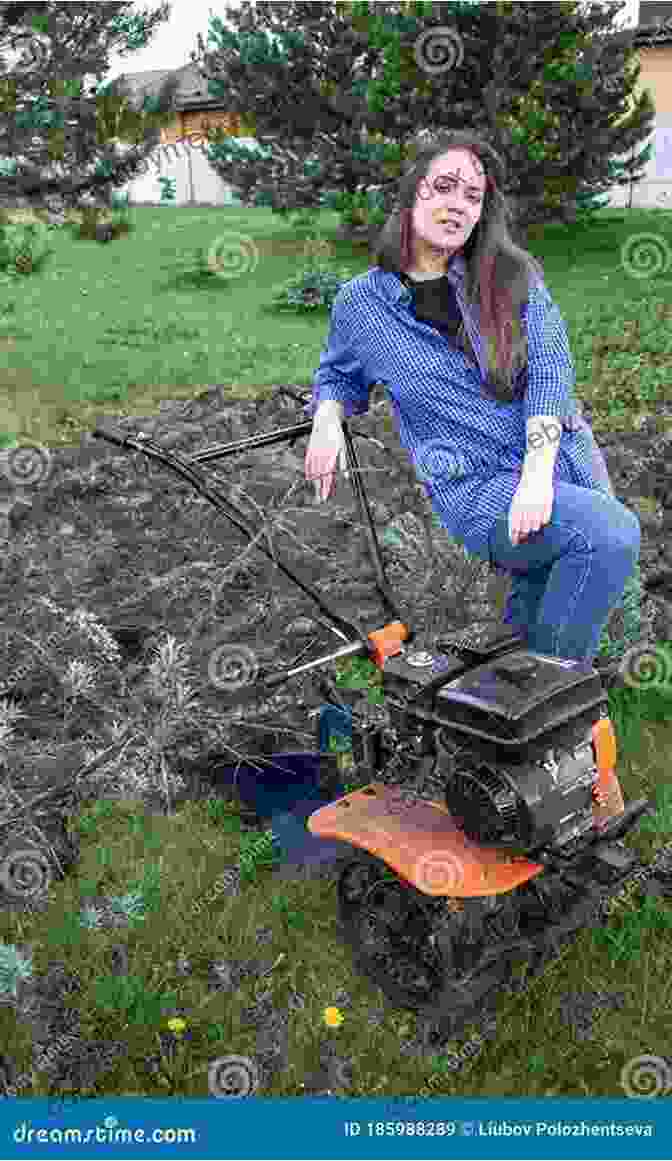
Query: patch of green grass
606 642 672 754
0 204 670 449
593 892 672 965
0 675 671 1103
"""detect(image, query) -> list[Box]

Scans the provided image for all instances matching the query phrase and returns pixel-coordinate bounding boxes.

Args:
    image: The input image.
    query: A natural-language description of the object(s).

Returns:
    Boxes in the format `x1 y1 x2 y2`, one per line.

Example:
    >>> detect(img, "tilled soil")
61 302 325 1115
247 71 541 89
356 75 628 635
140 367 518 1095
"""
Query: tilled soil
1 384 671 1093
1 383 670 804
0 385 668 867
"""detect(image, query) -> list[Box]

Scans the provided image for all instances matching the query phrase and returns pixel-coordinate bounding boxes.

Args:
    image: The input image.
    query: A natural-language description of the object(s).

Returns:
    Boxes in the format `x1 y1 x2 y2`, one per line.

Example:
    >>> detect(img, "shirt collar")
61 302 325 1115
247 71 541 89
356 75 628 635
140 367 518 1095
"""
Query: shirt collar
372 251 467 302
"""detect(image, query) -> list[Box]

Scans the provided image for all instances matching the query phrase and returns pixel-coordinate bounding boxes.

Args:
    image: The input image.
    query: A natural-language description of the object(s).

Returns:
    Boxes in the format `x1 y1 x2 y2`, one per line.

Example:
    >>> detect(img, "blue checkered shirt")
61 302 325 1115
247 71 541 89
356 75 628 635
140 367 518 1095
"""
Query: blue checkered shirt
304 254 608 557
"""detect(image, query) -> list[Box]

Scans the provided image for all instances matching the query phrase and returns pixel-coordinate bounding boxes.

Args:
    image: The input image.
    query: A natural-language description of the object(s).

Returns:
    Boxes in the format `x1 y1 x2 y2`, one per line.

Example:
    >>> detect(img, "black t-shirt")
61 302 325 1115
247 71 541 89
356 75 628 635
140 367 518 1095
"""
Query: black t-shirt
399 271 473 356
400 271 529 399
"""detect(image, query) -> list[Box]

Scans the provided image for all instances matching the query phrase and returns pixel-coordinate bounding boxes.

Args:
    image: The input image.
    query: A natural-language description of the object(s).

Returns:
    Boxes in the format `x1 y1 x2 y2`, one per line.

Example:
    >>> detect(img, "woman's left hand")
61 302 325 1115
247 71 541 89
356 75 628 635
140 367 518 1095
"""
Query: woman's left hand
509 475 555 546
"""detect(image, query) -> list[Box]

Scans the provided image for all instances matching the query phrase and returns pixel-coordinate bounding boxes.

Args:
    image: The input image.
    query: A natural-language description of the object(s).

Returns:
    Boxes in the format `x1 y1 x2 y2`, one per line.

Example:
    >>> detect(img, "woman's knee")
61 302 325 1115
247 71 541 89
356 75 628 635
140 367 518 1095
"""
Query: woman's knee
613 501 641 555
593 498 641 559
562 495 640 561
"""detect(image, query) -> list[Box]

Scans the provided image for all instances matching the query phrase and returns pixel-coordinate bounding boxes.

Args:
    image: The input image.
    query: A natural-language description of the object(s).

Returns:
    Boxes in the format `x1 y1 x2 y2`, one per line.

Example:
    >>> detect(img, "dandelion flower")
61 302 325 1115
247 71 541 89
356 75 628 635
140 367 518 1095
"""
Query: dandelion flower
323 1006 344 1029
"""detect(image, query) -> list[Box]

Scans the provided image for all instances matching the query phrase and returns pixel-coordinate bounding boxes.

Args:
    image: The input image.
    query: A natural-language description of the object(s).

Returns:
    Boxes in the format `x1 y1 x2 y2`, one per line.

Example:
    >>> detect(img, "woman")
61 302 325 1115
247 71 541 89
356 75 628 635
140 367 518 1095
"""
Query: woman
304 130 640 667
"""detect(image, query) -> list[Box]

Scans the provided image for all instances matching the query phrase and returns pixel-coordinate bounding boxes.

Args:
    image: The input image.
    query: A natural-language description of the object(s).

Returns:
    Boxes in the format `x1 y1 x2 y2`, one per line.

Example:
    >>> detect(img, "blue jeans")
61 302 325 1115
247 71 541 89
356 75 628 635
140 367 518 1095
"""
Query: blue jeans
485 424 640 665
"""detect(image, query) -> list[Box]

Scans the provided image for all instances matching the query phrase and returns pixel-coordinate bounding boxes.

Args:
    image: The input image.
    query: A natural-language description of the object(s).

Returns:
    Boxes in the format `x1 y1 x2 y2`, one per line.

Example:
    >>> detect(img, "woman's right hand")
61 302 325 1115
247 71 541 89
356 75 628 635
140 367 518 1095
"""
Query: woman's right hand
304 414 348 502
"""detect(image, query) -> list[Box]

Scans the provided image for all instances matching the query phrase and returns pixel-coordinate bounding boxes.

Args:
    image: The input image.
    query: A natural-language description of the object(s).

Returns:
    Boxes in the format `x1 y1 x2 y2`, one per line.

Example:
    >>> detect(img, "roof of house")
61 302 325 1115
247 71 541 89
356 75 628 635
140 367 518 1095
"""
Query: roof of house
115 13 672 113
635 6 672 45
639 1 672 33
115 63 224 110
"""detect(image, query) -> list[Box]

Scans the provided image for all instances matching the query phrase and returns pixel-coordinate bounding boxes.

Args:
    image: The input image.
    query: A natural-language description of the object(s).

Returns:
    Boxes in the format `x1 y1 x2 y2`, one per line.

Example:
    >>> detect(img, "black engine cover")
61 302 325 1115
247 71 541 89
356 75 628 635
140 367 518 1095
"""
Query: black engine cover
381 643 609 853
435 726 598 851
432 648 606 747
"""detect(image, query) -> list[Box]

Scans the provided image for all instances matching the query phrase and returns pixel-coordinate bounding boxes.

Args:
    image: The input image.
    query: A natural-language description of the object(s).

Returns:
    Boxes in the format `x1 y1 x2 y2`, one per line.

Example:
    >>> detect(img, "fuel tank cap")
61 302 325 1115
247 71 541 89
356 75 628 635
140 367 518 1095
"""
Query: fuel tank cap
405 650 435 667
493 656 539 685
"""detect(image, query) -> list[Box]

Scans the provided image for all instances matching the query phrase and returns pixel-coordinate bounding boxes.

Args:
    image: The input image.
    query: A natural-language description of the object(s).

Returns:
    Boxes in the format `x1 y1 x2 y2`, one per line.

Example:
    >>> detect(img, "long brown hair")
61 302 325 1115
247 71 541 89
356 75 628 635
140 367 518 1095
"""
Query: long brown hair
371 130 546 403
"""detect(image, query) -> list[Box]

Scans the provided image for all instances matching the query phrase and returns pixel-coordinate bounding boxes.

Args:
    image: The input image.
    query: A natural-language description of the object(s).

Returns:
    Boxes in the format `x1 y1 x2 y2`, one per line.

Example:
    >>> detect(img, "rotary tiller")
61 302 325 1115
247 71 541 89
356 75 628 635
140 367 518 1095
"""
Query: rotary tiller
92 390 667 1047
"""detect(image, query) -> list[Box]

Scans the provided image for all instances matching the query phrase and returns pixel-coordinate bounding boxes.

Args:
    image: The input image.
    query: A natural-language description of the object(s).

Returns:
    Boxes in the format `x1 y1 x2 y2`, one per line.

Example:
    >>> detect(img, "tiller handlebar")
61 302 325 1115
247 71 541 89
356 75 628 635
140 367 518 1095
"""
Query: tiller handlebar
92 399 415 691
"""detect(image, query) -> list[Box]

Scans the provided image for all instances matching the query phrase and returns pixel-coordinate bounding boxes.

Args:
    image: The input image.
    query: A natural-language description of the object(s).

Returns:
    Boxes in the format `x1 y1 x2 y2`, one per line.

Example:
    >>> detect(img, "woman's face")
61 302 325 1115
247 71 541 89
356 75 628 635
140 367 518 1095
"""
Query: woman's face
411 148 487 258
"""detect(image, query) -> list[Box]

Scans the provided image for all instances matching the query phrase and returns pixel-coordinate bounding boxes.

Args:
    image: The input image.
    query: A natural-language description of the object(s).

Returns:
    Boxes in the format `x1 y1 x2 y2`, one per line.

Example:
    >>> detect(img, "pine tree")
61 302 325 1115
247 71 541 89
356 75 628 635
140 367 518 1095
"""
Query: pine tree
190 0 656 231
189 1 379 217
344 0 657 228
0 2 179 211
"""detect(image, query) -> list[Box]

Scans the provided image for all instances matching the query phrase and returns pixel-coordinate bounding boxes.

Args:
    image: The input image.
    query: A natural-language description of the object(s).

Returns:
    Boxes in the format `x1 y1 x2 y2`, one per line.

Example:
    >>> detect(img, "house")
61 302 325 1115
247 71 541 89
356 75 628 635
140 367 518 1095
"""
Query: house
112 62 257 206
606 0 672 208
116 62 255 147
114 1 672 210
